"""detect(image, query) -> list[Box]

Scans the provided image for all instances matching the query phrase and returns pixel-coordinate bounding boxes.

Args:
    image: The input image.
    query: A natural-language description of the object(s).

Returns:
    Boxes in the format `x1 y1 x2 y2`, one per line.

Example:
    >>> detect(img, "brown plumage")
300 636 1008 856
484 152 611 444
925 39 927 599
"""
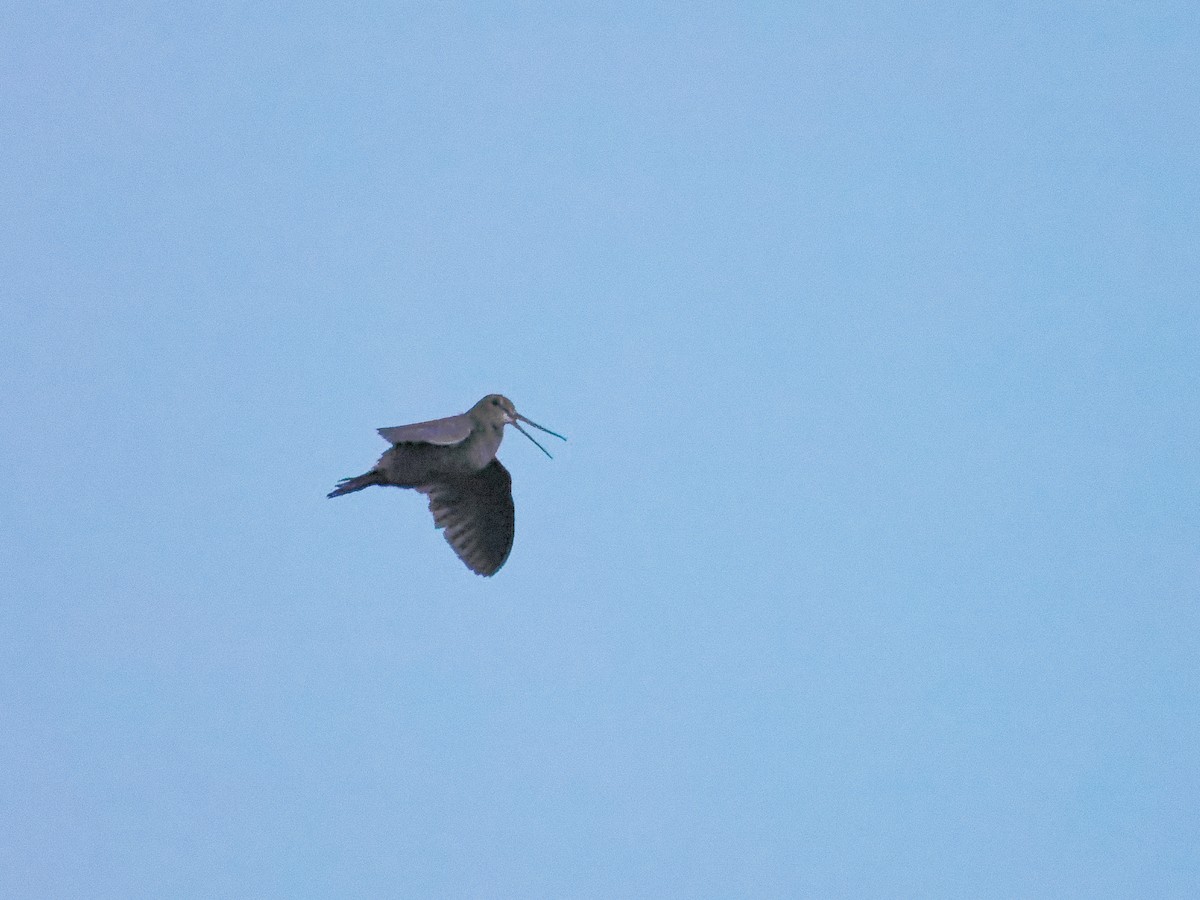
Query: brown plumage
328 394 564 576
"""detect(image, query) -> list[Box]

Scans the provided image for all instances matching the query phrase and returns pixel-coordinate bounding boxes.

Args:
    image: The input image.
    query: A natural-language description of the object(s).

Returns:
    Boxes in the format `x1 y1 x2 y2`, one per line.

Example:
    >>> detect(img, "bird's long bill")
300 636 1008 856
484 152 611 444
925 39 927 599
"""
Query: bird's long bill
513 414 567 459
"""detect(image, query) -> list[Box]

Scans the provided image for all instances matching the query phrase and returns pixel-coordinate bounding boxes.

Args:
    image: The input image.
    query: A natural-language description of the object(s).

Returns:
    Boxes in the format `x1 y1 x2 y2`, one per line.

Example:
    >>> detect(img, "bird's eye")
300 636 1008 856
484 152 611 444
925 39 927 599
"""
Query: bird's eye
491 398 500 406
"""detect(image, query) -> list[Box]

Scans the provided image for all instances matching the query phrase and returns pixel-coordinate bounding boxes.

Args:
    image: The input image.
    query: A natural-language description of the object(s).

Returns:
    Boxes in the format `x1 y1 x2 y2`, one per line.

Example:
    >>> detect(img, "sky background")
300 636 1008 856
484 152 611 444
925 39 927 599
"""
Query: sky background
3 2 1198 897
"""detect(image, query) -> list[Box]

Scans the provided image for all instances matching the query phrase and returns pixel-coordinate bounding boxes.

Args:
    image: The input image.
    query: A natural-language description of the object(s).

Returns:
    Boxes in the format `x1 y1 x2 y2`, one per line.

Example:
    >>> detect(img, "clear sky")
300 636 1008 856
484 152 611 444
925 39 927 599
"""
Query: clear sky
3 3 1198 898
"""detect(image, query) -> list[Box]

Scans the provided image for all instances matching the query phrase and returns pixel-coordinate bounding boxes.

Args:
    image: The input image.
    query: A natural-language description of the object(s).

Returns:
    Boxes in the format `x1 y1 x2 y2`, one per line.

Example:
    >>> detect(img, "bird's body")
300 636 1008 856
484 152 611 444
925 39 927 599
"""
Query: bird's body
328 394 564 576
377 423 502 485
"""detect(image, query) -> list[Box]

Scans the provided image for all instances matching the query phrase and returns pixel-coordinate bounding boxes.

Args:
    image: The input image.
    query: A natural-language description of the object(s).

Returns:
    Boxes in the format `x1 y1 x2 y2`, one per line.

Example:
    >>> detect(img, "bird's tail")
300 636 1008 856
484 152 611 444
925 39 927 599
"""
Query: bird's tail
327 470 382 498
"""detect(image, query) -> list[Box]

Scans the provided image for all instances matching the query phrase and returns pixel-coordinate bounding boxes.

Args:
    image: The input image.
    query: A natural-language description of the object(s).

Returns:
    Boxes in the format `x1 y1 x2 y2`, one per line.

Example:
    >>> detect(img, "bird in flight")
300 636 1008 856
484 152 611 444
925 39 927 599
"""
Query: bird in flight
328 394 565 576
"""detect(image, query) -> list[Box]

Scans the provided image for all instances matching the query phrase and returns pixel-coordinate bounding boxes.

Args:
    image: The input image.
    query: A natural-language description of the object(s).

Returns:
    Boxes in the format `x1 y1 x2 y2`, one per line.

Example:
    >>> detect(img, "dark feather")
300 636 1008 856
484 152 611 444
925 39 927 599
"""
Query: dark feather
417 459 515 576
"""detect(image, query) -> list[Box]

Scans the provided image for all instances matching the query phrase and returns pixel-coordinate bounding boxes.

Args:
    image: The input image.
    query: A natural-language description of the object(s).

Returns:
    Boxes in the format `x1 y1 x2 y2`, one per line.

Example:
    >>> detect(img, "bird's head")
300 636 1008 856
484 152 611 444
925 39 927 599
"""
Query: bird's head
472 394 566 458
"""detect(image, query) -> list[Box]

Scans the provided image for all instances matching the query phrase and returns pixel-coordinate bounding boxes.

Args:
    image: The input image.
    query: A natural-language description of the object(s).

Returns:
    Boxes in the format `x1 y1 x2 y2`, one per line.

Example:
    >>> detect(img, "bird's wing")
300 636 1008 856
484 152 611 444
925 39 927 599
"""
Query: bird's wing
417 460 515 576
377 413 472 446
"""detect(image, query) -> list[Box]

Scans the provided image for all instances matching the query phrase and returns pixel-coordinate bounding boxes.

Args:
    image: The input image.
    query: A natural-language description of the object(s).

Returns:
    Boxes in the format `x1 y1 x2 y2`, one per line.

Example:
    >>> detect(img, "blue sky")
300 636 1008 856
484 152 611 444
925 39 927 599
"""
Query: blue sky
3 3 1198 897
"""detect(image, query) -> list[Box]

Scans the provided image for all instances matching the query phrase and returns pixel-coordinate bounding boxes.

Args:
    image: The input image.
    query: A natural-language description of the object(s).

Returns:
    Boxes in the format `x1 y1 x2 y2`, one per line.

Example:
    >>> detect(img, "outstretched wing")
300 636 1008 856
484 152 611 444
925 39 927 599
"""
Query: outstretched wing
378 413 472 446
417 460 515 576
